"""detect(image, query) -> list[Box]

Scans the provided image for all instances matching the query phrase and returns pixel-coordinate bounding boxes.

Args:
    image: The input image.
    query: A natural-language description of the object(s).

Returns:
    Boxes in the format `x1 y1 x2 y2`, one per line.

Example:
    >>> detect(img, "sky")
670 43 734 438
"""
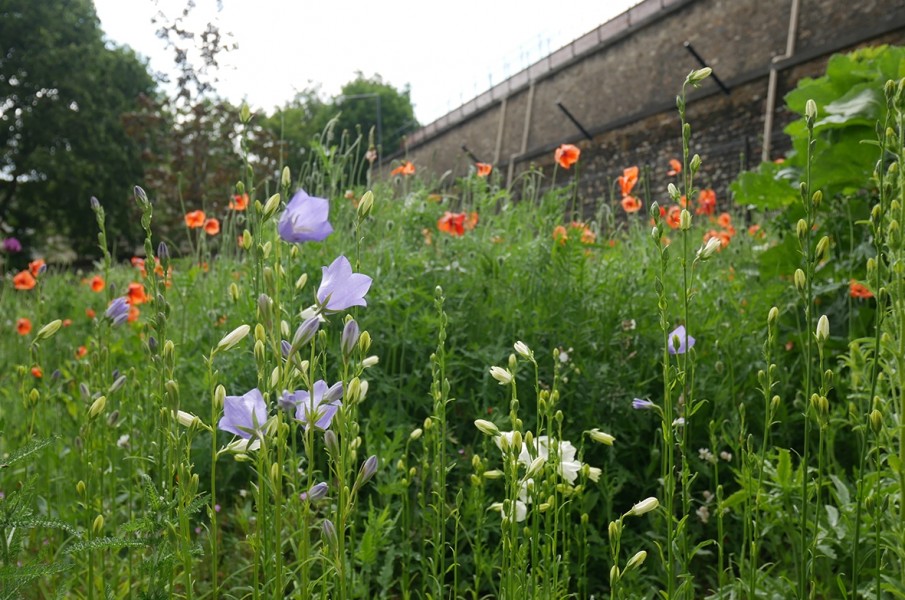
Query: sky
92 0 640 126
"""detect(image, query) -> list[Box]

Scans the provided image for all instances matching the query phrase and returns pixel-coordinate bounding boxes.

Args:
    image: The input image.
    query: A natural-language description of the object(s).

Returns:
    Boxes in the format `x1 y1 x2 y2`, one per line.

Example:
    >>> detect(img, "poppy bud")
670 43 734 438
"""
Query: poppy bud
217 324 251 353
281 166 291 188
88 396 107 420
358 190 374 219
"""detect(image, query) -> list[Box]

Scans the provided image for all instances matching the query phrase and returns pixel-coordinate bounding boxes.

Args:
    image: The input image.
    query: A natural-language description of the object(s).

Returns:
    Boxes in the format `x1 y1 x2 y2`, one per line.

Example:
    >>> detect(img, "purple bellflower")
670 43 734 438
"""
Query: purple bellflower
292 380 343 431
277 189 333 243
667 325 695 355
219 388 268 439
317 255 372 312
105 297 130 326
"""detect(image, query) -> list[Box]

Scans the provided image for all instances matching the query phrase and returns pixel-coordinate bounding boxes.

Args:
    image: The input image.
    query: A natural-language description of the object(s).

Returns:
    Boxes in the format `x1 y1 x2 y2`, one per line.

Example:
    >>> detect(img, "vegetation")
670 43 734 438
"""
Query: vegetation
1 7 904 597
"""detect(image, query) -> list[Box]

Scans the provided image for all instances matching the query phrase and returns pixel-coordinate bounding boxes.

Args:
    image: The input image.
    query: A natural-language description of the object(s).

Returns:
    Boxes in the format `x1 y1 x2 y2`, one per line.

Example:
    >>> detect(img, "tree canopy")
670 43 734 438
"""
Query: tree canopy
1 0 157 259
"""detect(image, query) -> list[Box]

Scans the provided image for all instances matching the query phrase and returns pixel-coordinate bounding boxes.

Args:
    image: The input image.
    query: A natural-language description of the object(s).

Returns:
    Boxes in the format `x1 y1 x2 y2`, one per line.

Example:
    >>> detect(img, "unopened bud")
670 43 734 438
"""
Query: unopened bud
794 269 806 292
92 514 104 535
628 496 659 517
357 190 374 219
281 166 291 188
35 319 62 341
816 314 830 344
217 324 250 353
474 419 500 437
262 193 281 221
679 208 691 230
88 395 107 419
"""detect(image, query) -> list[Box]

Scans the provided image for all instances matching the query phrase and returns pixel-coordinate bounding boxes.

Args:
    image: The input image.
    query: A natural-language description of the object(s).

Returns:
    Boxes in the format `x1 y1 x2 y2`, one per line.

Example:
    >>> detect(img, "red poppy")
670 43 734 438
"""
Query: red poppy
204 218 220 236
17 318 31 336
553 225 569 245
667 159 682 176
86 308 97 319
717 212 732 229
554 144 581 170
185 210 206 228
850 280 873 299
76 345 88 359
464 212 479 231
621 195 642 213
13 270 36 290
697 189 717 215
437 212 466 236
476 163 493 177
391 161 416 176
31 366 42 379
229 193 249 211
127 306 140 323
126 282 148 305
89 275 105 292
617 166 639 197
131 257 147 277
29 258 46 277
666 205 682 229
62 319 72 327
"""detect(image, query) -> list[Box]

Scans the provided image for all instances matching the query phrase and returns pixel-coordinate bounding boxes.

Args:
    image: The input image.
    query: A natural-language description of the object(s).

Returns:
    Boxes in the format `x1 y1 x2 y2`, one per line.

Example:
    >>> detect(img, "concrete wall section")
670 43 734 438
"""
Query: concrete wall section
397 0 905 202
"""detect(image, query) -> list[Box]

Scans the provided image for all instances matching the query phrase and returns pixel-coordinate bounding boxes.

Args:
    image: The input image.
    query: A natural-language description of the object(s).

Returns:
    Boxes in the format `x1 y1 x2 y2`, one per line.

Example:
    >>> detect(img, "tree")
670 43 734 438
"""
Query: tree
255 73 419 187
0 0 157 259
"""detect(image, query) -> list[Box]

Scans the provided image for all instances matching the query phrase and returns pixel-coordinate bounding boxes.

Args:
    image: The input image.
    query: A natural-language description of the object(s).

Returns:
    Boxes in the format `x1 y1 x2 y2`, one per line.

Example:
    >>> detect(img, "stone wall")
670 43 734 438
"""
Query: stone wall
393 0 905 208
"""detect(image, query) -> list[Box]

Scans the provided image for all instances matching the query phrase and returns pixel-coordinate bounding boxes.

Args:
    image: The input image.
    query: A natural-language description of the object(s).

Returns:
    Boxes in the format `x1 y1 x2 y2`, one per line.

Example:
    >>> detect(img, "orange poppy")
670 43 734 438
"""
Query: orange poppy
696 189 717 215
76 345 88 359
476 163 493 177
666 205 682 229
29 258 46 277
126 282 148 305
617 166 639 197
204 218 221 236
13 270 36 290
850 280 873 299
667 159 682 176
437 212 466 236
86 308 96 319
31 366 42 378
717 212 732 229
17 318 32 336
127 306 140 323
131 257 147 277
185 210 206 228
553 225 569 245
89 275 105 292
229 193 249 211
391 161 416 176
464 212 479 231
621 195 642 213
554 144 581 170
62 319 72 327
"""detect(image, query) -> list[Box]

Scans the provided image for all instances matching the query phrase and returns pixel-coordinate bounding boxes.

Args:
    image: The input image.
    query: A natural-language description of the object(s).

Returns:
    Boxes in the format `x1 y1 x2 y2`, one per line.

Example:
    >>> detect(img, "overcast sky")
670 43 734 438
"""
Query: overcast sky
92 0 640 125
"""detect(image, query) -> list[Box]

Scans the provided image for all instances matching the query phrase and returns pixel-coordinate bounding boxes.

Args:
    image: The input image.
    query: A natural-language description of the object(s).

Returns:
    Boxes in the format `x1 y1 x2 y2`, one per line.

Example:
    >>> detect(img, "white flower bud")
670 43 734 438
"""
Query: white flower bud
489 366 512 385
216 324 250 353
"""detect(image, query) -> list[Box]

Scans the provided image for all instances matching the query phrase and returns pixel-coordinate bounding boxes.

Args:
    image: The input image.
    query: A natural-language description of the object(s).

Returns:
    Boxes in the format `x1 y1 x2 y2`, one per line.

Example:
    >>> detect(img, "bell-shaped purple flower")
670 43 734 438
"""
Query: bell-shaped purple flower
219 388 268 439
1 237 22 253
317 255 372 313
277 189 333 243
632 398 655 410
667 325 695 355
293 380 343 431
105 297 130 326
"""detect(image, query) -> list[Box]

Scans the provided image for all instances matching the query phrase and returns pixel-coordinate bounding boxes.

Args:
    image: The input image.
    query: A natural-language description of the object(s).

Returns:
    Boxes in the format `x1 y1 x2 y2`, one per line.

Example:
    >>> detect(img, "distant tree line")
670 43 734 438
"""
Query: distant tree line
0 0 417 263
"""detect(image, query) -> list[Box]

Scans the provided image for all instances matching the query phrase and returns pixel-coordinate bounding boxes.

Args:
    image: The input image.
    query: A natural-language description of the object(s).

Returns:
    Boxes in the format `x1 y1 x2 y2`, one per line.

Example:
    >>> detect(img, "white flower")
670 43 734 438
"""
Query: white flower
489 366 513 385
588 428 615 445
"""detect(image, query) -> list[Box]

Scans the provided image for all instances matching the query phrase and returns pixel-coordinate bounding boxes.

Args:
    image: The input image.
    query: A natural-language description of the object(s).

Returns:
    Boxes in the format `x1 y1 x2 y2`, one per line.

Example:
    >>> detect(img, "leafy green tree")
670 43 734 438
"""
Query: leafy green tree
0 0 157 259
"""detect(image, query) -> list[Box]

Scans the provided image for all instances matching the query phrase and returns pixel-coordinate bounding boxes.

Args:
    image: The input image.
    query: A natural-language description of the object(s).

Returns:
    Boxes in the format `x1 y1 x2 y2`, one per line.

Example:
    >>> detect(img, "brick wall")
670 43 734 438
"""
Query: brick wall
394 0 905 207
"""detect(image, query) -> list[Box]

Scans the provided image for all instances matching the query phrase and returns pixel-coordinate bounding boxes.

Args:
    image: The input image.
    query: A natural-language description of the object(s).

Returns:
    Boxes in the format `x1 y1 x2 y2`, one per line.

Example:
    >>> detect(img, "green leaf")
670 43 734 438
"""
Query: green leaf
731 161 799 209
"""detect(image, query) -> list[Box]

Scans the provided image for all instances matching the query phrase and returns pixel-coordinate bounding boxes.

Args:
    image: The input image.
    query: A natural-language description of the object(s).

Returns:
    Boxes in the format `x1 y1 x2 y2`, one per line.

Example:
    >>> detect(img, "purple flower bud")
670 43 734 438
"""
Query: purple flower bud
291 316 320 350
280 340 292 358
300 482 328 502
37 263 47 275
105 297 130 326
51 369 62 381
90 197 101 212
324 430 339 456
148 336 158 353
133 186 149 206
357 455 378 487
321 519 337 547
341 319 360 357
632 398 655 411
79 383 90 399
157 242 169 262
